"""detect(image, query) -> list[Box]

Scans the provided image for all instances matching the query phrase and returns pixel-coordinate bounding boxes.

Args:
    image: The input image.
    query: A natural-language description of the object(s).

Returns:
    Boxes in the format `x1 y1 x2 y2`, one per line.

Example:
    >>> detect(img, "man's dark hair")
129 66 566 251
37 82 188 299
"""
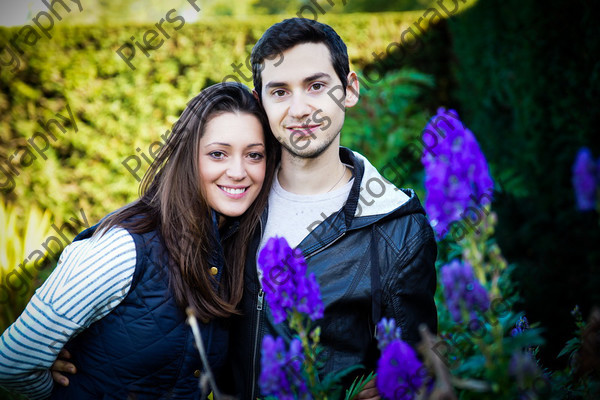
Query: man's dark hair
251 18 350 99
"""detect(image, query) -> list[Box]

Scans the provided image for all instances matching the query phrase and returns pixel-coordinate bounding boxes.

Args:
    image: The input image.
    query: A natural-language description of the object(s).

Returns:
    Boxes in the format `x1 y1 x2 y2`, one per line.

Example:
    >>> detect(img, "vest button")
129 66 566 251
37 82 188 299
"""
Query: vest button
210 267 218 276
194 369 201 378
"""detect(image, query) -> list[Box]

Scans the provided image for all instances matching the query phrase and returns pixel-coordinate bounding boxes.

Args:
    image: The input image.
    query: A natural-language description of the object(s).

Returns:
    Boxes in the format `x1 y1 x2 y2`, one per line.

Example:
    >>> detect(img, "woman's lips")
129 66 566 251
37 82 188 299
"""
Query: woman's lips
218 185 249 199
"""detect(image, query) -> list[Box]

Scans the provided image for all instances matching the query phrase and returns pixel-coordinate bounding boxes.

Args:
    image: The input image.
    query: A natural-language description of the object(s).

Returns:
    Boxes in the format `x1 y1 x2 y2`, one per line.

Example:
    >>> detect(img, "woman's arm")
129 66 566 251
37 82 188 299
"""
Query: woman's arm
0 226 136 399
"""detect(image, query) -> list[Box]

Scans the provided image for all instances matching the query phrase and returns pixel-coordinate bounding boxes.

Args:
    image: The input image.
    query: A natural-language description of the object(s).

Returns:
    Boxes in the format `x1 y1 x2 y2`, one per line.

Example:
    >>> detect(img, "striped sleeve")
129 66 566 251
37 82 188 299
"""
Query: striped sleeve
0 226 136 399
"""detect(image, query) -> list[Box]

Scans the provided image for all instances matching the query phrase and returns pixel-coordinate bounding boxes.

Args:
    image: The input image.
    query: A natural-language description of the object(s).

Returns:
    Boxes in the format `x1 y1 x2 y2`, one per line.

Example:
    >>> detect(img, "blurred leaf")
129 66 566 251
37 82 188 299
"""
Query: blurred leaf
0 200 54 332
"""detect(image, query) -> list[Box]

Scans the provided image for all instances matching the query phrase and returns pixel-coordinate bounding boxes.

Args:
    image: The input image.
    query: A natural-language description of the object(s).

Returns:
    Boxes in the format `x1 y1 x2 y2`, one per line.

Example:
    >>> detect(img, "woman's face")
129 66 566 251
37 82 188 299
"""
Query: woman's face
198 112 266 218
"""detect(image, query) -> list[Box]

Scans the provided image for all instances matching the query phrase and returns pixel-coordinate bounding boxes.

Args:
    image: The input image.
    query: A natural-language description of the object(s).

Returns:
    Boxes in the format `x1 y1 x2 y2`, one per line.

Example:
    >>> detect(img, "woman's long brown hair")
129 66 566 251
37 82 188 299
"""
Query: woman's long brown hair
97 82 279 321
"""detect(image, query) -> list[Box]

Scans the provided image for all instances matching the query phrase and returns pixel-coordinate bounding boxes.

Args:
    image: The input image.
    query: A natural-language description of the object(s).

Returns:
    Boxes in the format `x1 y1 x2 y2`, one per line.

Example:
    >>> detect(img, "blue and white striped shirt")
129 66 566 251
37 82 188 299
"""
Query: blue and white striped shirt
0 227 137 399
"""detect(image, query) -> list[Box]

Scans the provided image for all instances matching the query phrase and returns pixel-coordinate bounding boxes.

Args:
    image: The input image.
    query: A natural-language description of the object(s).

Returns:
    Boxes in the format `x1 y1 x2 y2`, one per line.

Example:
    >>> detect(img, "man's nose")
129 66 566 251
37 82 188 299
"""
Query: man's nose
288 93 312 120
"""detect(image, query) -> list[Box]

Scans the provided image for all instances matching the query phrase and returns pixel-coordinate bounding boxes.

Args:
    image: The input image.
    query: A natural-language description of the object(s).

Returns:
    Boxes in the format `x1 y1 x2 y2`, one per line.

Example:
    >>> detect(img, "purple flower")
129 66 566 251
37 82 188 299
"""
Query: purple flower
259 336 309 399
511 316 530 337
508 351 540 388
440 259 490 323
376 339 424 400
572 147 597 211
376 318 403 351
421 108 494 238
258 236 324 324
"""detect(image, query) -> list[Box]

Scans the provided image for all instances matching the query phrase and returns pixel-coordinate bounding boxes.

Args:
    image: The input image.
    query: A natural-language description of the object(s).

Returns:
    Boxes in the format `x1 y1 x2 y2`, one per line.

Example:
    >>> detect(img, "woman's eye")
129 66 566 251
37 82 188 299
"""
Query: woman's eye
272 89 286 97
311 83 324 91
209 151 225 159
248 152 265 160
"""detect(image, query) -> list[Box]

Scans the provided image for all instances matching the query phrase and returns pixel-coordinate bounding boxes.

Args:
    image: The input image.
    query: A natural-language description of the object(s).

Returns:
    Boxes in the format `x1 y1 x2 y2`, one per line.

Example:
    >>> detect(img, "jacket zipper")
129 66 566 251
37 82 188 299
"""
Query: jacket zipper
250 214 342 396
305 231 346 260
250 288 264 399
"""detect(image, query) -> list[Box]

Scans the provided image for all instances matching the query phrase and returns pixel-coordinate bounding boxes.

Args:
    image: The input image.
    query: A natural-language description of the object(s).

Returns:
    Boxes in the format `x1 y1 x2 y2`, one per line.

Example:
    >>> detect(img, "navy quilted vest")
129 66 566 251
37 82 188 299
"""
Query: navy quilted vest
50 224 229 399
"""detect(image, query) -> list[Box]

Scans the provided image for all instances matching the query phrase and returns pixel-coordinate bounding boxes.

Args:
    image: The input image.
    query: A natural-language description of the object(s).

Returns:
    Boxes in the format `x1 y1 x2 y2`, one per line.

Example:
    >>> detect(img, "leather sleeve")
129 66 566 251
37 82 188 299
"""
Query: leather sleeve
383 215 438 349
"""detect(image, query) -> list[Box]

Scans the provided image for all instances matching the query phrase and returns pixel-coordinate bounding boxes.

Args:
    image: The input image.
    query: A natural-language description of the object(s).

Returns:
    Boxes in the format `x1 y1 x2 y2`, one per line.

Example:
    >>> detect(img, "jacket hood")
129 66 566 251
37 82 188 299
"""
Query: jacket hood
341 148 426 230
293 148 427 257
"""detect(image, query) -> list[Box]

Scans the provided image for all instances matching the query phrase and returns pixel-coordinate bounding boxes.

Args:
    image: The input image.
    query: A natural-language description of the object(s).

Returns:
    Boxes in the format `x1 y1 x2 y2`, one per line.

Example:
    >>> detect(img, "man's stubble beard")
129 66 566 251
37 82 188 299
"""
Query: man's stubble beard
279 131 341 160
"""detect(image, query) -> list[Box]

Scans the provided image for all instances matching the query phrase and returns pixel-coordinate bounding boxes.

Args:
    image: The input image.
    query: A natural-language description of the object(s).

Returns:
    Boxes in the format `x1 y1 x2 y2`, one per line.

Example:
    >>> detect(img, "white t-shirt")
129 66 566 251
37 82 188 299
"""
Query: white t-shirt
257 166 354 279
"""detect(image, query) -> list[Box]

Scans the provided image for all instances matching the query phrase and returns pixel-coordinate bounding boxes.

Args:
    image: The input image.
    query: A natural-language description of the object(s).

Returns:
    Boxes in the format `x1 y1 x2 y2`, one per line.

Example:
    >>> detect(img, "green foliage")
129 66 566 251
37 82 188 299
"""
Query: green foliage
431 211 551 399
344 371 376 400
336 0 437 13
43 0 256 23
447 0 600 369
430 197 598 399
252 0 303 15
0 200 54 333
252 0 433 14
341 69 434 198
69 0 193 24
546 307 600 399
54 0 439 21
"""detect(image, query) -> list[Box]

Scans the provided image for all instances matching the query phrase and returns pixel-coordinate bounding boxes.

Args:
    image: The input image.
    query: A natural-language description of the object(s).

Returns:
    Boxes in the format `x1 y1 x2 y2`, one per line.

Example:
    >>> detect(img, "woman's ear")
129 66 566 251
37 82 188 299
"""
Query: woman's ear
344 71 360 108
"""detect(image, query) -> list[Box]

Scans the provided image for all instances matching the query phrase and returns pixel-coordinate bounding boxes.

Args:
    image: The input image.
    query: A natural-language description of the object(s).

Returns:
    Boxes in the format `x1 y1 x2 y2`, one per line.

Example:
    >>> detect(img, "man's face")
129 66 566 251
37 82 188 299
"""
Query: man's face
258 42 358 159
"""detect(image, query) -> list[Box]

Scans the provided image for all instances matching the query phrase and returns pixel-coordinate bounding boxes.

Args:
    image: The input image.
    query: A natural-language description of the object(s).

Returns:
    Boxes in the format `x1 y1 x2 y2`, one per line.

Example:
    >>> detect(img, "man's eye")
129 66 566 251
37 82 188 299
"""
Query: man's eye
209 151 225 159
311 83 324 91
273 89 286 97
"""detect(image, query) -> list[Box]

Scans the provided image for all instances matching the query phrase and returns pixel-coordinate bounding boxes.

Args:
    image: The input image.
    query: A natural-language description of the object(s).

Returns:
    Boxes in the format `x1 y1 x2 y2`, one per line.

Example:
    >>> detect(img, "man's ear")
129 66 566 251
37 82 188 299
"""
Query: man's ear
344 71 359 108
252 88 261 104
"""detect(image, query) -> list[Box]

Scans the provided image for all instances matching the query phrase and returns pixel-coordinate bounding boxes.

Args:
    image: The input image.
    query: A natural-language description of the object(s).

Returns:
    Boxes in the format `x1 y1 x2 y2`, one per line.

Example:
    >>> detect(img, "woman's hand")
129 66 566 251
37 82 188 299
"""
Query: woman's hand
51 349 76 386
356 376 380 400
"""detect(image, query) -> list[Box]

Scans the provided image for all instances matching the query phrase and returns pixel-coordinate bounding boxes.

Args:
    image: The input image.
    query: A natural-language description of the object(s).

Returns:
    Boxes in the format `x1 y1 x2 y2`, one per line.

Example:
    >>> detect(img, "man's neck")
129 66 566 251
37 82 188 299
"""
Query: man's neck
278 146 350 195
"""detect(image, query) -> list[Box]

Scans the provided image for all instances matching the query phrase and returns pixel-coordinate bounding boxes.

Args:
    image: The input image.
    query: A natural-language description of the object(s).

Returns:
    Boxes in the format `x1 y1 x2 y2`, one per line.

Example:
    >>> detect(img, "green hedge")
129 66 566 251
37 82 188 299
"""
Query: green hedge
0 11 441 227
448 0 600 368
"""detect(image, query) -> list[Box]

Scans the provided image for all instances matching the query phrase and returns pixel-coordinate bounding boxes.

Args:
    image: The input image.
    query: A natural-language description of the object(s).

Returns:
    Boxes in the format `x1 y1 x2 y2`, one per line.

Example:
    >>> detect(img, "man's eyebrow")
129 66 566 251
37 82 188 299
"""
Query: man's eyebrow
264 73 332 90
303 73 331 84
264 81 287 90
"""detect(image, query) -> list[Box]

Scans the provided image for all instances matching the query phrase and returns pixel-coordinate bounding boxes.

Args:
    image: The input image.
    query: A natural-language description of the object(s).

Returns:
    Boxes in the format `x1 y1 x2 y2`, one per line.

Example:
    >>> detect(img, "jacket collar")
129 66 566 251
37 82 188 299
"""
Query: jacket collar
342 148 412 217
297 148 425 257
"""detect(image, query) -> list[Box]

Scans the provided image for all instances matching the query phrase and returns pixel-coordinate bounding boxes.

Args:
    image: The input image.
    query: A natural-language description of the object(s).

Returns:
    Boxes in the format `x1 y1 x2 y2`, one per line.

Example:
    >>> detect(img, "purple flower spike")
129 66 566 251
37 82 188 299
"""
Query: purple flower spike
441 259 490 323
421 108 494 239
572 147 597 211
377 339 425 400
259 336 310 399
509 351 540 388
376 318 403 351
258 236 324 324
259 336 289 395
511 316 530 337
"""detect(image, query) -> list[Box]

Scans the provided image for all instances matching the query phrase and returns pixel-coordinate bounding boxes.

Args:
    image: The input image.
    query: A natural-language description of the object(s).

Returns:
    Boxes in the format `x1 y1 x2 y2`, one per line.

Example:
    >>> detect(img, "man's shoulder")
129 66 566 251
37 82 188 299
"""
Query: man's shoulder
377 208 433 240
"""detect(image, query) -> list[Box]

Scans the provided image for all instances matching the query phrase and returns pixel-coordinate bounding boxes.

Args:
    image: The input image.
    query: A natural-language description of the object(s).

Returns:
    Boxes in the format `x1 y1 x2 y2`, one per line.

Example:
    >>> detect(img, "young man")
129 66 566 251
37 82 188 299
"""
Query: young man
229 18 437 398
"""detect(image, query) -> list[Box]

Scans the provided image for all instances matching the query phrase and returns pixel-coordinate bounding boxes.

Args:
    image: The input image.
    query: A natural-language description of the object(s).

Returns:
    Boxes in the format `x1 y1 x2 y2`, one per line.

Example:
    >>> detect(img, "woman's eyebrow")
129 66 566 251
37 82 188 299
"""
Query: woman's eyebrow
205 142 265 148
204 142 231 147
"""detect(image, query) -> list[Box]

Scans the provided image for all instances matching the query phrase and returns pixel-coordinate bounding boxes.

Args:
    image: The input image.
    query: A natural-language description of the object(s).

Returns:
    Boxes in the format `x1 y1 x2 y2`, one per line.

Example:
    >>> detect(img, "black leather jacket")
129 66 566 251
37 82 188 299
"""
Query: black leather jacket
227 148 437 398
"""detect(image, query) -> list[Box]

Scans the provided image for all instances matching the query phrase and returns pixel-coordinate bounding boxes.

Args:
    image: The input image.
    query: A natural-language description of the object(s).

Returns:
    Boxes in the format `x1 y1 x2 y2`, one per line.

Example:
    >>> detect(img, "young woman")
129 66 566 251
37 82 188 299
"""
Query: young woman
0 82 278 399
